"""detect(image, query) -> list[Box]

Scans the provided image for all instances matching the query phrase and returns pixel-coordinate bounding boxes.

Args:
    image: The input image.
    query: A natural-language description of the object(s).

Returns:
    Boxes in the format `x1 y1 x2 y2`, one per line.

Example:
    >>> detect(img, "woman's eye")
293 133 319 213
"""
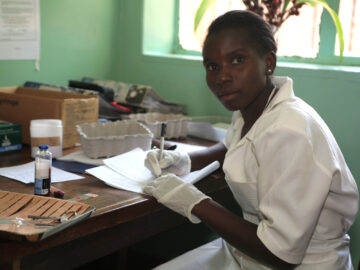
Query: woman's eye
206 64 218 71
232 56 244 64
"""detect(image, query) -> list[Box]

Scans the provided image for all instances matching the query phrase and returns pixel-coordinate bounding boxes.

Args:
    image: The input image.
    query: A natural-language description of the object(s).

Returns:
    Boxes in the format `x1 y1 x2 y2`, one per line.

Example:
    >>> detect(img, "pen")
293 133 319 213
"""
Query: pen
159 123 167 160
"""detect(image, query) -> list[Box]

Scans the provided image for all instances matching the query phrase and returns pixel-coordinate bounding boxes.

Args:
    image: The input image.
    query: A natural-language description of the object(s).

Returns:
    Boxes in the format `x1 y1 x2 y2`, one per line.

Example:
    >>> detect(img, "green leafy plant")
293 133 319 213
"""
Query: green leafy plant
194 0 344 60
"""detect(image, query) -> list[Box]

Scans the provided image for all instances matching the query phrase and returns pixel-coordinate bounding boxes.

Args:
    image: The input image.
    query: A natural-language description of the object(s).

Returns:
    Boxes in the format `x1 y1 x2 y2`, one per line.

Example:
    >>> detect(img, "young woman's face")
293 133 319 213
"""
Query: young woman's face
202 28 271 111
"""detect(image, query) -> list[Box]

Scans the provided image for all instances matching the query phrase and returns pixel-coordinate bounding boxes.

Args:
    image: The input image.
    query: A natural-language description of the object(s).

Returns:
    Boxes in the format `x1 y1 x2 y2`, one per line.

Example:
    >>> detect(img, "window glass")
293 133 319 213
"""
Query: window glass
178 1 322 58
179 0 244 52
276 5 322 58
337 0 360 57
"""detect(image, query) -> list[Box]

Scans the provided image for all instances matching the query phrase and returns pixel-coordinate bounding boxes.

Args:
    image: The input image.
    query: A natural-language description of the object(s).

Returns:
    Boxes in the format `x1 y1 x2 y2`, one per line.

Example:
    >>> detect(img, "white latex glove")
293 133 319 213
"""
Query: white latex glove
144 149 191 177
143 173 210 223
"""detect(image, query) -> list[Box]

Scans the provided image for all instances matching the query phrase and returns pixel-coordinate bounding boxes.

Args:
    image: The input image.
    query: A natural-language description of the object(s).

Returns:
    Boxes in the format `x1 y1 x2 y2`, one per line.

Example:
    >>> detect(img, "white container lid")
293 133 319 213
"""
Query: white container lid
30 119 62 127
30 119 62 138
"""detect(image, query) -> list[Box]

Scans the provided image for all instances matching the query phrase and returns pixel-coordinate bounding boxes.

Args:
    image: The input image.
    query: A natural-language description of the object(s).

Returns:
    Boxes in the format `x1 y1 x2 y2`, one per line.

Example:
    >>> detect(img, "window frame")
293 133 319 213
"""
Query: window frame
173 0 360 67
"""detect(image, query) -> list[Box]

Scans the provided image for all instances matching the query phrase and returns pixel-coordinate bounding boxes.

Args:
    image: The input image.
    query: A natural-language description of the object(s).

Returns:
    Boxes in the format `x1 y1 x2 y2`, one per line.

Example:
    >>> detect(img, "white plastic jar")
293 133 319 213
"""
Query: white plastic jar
30 119 63 158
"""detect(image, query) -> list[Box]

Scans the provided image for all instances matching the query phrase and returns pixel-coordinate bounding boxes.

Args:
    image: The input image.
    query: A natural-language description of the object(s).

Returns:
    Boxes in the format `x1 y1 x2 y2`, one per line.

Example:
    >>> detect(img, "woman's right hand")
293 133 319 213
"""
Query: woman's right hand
144 149 191 177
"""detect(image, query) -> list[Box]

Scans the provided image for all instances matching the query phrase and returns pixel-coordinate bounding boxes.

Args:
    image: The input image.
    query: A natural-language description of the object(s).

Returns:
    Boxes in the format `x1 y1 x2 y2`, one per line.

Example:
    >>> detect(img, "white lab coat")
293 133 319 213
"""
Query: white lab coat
153 76 359 270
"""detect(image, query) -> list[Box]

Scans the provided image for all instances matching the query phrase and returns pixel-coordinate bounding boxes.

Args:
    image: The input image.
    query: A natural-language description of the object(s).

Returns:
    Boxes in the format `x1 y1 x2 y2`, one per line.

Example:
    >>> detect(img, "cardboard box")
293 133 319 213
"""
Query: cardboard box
0 87 99 148
0 121 22 153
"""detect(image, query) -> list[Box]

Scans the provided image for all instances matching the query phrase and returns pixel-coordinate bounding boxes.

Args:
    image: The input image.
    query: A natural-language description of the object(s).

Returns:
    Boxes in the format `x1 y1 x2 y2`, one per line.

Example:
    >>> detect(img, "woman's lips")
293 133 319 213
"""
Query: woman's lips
218 90 240 101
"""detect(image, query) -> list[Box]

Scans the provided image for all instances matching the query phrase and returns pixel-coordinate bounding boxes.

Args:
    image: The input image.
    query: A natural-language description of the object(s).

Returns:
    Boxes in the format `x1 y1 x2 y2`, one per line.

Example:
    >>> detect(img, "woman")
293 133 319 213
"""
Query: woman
144 10 359 269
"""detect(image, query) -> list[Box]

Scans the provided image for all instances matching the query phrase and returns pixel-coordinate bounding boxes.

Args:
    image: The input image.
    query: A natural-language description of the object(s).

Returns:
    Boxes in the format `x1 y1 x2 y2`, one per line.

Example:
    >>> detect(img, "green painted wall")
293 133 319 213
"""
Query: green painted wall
0 0 359 267
0 0 120 87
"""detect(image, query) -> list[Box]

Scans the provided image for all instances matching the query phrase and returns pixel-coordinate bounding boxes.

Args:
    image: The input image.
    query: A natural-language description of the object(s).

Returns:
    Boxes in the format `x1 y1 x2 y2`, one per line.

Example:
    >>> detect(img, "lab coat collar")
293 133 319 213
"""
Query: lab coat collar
231 76 295 143
264 76 295 113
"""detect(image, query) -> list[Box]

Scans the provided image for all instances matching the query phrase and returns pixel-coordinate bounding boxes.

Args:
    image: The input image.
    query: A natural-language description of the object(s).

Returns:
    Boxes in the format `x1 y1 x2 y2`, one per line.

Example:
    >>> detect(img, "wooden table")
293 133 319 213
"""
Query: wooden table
0 140 237 270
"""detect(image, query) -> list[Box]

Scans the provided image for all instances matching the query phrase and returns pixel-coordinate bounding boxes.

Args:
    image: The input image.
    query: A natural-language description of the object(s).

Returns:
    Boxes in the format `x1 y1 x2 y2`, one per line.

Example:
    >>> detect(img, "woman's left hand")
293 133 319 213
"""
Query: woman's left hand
143 173 209 223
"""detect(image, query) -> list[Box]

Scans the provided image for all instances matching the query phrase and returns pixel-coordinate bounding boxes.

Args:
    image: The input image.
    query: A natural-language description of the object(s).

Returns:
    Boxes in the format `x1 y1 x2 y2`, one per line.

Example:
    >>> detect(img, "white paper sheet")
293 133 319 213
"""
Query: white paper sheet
86 148 220 194
0 0 40 60
0 161 84 184
103 148 152 182
85 166 149 194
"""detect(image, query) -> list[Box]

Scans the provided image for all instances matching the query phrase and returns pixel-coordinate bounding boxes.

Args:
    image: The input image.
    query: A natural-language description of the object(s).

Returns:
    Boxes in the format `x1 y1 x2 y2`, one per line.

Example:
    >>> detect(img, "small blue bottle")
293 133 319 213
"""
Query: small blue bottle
34 145 52 196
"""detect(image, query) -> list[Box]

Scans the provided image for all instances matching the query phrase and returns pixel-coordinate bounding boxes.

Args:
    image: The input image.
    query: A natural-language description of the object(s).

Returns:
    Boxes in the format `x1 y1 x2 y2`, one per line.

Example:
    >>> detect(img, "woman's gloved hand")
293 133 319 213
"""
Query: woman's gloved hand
144 149 191 177
143 173 210 223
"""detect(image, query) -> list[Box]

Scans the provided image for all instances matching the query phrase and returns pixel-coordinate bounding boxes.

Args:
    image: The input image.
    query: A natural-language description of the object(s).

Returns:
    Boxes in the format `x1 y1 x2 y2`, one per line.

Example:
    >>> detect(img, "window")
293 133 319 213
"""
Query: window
177 0 360 65
179 0 245 52
337 0 360 57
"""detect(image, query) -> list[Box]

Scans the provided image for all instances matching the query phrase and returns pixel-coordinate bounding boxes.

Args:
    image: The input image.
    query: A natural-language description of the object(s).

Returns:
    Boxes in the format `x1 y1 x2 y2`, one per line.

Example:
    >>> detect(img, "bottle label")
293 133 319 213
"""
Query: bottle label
34 148 52 196
34 178 51 195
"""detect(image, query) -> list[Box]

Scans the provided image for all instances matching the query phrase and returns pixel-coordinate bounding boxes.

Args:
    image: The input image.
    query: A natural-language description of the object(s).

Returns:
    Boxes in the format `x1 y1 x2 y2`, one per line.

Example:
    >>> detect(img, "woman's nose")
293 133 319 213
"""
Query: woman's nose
215 66 232 84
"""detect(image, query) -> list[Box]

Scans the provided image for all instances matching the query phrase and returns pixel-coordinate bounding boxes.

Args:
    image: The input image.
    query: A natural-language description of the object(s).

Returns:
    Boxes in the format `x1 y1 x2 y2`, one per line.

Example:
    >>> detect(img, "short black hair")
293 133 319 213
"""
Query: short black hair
203 10 277 56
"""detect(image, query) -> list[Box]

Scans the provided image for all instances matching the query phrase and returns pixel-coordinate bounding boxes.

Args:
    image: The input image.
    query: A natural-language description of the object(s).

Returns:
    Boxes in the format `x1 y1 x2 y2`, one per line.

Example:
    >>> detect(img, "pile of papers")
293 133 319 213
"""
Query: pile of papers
0 146 220 195
86 148 220 194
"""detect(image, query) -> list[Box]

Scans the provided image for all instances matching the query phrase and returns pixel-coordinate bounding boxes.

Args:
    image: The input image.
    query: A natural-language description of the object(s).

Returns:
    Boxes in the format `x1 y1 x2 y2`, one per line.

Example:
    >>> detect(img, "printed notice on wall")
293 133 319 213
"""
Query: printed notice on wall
0 0 40 60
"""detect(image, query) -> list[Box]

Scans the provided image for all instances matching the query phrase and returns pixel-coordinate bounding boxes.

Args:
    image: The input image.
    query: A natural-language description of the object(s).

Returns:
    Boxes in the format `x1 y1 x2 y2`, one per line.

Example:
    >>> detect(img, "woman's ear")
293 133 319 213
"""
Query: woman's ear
265 51 276 75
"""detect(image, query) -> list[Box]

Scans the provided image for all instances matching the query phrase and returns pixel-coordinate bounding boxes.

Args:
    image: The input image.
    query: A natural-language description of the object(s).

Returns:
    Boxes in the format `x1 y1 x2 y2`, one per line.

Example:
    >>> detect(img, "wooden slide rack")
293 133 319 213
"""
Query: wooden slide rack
0 190 95 242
